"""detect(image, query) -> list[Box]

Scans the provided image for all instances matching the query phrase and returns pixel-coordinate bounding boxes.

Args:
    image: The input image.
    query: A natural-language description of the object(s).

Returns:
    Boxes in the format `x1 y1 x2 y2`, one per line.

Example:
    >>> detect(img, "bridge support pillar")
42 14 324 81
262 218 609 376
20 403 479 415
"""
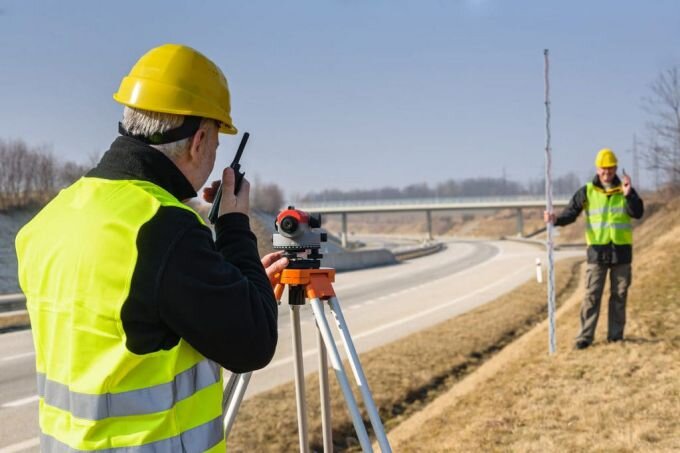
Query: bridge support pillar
426 210 433 241
341 213 348 248
516 208 524 237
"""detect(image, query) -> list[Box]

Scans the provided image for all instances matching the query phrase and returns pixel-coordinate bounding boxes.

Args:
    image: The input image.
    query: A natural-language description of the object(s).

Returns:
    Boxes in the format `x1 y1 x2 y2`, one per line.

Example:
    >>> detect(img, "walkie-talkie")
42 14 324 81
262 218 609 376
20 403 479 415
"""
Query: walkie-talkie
208 132 250 224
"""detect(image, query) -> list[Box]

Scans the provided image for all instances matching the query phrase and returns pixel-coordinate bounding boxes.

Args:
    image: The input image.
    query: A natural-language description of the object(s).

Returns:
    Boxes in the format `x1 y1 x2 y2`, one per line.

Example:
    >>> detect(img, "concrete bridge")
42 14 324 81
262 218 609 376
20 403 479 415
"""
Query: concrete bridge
295 195 571 247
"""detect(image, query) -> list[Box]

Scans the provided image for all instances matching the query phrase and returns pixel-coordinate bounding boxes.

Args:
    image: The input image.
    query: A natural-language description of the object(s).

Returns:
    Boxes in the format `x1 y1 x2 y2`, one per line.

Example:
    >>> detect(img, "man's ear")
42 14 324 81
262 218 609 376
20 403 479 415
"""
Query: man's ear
188 129 206 162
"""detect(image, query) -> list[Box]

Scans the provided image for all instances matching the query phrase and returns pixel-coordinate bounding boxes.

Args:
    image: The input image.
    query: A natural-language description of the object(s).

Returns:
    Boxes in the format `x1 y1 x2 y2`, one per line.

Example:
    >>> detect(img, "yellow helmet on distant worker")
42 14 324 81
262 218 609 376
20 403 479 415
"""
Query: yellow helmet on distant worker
113 43 237 135
595 148 618 168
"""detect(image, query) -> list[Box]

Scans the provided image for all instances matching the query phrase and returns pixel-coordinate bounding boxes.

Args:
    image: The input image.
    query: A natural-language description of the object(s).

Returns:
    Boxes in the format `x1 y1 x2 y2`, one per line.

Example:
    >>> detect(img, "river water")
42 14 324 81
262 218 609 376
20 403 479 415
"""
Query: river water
0 208 37 294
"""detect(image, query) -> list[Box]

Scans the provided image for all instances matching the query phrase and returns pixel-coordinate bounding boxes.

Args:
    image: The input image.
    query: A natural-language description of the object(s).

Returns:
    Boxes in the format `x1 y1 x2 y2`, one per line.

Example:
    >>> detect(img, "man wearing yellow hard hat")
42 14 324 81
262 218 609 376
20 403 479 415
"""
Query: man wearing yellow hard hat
16 44 287 451
545 148 644 350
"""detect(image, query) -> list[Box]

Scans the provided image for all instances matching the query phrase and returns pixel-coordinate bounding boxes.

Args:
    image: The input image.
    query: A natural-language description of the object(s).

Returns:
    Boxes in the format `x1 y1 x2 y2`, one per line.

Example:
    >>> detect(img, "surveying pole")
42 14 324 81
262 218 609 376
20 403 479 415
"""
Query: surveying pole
544 49 557 354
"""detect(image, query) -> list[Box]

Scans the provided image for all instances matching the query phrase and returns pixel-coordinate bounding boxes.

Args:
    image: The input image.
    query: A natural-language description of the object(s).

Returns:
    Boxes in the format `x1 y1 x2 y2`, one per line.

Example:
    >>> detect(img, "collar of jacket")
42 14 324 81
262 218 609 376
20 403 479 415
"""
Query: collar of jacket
591 174 623 195
87 136 197 201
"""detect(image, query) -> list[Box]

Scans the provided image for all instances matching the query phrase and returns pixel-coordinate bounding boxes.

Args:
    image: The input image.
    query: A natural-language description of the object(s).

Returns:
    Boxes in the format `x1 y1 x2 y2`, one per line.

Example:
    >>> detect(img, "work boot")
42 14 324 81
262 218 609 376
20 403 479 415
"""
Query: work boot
574 340 591 350
607 336 623 343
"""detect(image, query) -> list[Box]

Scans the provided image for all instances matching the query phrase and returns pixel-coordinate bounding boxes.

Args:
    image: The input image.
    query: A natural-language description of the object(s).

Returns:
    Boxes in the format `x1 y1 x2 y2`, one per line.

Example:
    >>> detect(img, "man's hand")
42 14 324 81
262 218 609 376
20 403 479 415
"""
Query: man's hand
201 167 250 216
202 180 221 203
622 172 632 196
544 210 556 224
261 251 289 287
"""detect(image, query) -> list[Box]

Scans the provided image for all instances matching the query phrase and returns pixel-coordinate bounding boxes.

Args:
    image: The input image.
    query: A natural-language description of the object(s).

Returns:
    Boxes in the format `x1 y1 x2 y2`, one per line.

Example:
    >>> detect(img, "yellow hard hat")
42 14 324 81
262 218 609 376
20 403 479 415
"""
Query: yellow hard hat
595 148 618 168
113 44 237 135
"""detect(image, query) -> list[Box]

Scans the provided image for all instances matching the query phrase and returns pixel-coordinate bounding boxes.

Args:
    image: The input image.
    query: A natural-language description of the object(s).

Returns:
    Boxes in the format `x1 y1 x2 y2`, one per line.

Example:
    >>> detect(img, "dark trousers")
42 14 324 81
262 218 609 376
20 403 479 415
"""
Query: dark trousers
576 263 632 344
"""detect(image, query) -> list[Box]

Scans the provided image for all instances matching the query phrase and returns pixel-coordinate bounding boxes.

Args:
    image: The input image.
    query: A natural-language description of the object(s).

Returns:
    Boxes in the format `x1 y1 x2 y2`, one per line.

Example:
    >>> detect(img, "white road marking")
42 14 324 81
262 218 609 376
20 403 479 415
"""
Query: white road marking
0 437 40 453
1 352 34 362
352 265 529 342
1 395 39 408
267 347 319 368
265 264 530 371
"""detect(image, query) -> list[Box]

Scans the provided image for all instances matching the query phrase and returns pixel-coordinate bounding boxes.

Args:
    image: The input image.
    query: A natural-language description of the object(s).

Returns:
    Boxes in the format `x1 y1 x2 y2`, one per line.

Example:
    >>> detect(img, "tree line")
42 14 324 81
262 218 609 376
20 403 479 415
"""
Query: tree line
0 139 88 210
0 138 578 213
301 173 581 203
0 138 286 214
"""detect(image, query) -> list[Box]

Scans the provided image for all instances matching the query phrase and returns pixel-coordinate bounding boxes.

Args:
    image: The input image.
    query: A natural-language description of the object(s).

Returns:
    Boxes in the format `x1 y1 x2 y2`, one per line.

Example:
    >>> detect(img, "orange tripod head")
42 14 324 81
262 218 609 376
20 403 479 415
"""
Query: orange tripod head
272 268 336 303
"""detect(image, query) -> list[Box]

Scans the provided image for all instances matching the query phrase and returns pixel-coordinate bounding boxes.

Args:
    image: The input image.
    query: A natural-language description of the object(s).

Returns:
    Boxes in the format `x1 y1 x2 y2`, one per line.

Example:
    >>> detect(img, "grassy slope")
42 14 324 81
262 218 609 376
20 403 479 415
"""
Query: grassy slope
391 195 680 452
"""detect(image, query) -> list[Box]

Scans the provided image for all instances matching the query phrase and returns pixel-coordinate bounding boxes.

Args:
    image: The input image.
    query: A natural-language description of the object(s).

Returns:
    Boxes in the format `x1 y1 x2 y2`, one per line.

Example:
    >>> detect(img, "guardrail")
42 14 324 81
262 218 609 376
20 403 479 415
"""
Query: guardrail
296 195 574 209
0 293 26 312
0 294 28 330
392 242 446 261
295 198 571 215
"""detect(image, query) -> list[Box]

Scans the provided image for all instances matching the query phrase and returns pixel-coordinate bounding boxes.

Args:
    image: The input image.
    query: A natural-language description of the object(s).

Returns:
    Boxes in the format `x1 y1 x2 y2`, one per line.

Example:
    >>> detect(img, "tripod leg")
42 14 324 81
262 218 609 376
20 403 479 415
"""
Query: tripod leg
328 296 392 453
223 372 252 439
310 298 373 453
223 372 239 414
318 321 333 452
291 303 310 453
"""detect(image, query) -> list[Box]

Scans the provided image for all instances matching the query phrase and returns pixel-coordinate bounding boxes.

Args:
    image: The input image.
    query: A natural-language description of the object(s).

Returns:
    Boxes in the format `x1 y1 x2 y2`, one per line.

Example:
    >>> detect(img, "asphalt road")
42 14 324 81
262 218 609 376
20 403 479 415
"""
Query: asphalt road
0 239 581 452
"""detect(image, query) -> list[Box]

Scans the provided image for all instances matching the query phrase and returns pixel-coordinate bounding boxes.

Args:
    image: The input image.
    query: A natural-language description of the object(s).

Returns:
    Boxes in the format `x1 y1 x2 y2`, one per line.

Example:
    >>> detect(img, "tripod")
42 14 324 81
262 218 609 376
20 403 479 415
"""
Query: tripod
222 267 392 452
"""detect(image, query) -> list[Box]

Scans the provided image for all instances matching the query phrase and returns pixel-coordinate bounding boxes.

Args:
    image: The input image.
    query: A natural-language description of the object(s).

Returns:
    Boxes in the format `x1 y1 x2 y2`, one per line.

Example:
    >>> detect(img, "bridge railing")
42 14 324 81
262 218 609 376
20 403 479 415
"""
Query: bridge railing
295 194 572 210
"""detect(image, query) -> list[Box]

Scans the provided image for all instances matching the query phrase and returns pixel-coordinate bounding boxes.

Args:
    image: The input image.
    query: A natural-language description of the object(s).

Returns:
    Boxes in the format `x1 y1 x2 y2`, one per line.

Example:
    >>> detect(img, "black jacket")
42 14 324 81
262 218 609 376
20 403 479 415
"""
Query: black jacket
87 136 277 373
555 175 644 264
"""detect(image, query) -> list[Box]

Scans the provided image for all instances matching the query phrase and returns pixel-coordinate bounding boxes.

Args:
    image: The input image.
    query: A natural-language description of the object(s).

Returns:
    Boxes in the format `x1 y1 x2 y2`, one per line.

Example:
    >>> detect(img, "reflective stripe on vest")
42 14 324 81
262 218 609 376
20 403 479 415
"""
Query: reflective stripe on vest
40 415 224 453
585 182 632 245
585 206 627 216
36 358 220 420
16 177 225 451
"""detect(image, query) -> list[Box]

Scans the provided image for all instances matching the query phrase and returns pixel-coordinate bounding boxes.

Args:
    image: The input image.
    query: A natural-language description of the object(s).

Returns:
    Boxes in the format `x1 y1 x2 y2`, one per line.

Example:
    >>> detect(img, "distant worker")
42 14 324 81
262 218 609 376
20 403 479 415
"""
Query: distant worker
16 44 287 451
544 148 644 350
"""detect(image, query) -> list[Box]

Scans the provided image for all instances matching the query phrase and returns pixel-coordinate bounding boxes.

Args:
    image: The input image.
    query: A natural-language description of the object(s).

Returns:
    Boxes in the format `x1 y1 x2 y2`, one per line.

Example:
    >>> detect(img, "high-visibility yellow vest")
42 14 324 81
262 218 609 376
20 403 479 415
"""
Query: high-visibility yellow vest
15 177 225 452
585 182 632 246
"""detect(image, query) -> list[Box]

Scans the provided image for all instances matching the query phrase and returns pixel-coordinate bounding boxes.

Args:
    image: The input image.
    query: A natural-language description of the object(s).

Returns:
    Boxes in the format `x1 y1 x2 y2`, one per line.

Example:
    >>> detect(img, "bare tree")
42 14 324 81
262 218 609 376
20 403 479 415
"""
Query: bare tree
33 148 58 202
58 161 89 187
0 139 88 210
643 65 680 188
1 140 30 207
251 180 285 214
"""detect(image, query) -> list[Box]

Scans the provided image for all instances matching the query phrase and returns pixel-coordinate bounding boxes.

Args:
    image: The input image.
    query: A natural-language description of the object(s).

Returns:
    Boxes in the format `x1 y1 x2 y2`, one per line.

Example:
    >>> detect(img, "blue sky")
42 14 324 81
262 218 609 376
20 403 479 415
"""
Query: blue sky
1 1 678 198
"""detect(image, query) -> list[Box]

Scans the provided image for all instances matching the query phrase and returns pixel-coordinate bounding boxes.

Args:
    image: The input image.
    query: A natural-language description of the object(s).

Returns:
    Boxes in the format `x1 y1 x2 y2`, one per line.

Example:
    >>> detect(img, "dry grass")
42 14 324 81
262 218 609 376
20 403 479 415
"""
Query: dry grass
226 255 584 452
390 195 680 452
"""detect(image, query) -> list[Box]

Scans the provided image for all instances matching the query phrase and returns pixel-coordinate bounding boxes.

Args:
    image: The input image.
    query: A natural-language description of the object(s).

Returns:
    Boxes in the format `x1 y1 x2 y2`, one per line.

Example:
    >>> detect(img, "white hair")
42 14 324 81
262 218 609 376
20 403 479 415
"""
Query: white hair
122 107 192 159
